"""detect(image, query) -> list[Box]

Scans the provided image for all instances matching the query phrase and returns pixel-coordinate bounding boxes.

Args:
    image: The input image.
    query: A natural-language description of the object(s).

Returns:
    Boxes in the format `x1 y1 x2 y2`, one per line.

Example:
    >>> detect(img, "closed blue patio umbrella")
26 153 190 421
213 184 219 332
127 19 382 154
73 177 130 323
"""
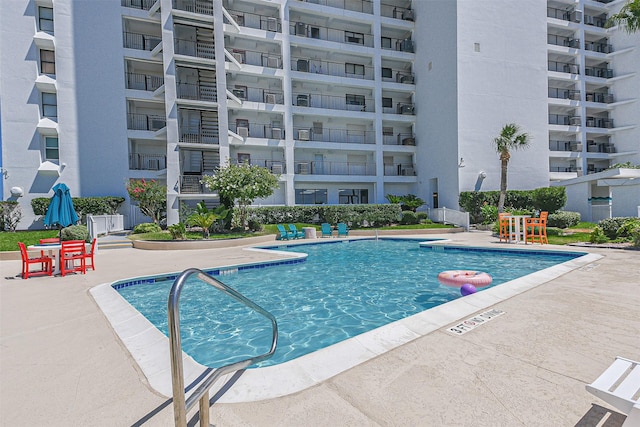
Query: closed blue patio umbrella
44 183 79 238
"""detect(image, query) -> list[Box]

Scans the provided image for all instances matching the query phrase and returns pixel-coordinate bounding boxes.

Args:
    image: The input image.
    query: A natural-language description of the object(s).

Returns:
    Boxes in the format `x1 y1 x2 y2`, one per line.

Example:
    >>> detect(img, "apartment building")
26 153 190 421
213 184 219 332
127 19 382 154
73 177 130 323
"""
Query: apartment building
1 0 638 229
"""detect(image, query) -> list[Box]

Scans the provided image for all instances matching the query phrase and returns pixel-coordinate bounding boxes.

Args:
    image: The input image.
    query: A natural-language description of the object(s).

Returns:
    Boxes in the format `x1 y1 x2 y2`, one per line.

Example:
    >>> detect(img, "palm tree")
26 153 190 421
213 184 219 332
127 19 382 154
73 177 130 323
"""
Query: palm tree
606 0 640 33
492 123 531 213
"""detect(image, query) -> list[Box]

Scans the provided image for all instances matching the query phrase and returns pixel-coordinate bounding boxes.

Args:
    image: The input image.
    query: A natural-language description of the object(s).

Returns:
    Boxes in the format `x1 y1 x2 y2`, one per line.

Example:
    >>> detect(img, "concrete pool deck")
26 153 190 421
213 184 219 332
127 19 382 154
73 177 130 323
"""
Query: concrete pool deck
1 231 639 426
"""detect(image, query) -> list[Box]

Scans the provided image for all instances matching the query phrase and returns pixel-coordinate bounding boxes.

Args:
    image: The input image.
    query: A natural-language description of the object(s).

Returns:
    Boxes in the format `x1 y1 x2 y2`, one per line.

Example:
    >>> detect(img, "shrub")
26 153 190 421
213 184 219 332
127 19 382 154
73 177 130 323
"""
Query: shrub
167 222 186 240
631 229 640 247
415 212 429 222
31 196 125 216
598 217 632 239
532 187 566 214
480 204 498 225
246 204 402 228
547 211 581 229
247 219 263 232
546 227 563 236
589 226 608 244
399 211 418 225
133 222 162 234
616 218 640 239
61 225 90 242
0 201 22 231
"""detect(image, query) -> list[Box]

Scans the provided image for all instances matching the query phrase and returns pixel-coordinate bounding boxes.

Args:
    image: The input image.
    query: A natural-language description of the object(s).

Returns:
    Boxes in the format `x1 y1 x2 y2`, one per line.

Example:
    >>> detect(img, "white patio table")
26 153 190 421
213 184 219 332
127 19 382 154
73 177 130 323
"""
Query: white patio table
28 243 63 275
505 215 531 244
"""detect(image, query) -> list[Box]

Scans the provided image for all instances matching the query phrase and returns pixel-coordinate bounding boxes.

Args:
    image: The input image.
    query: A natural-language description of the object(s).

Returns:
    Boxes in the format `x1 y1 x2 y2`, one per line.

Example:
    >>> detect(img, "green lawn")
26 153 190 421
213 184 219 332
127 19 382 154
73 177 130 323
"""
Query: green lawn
0 230 60 252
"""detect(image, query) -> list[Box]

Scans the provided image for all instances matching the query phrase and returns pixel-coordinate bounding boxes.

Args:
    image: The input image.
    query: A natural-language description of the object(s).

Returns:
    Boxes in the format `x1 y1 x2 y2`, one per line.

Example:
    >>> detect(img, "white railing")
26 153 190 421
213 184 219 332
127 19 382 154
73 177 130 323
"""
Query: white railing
87 215 124 240
429 207 470 231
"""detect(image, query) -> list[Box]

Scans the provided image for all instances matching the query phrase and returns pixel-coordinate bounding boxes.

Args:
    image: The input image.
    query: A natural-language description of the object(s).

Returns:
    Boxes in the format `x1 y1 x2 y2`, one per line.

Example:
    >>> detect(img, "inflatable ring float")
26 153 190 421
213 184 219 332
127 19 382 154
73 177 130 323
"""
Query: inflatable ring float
437 270 493 288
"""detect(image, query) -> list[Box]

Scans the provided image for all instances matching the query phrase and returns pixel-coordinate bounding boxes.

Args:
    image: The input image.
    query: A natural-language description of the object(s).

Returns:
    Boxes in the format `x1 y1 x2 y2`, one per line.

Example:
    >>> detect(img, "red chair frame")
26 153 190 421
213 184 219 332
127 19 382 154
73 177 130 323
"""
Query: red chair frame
39 237 60 258
18 242 53 279
60 240 87 276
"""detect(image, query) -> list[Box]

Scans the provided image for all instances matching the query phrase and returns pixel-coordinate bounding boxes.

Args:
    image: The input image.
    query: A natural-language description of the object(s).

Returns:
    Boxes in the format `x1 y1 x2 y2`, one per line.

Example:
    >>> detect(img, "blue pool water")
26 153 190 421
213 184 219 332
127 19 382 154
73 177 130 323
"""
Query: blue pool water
115 239 582 368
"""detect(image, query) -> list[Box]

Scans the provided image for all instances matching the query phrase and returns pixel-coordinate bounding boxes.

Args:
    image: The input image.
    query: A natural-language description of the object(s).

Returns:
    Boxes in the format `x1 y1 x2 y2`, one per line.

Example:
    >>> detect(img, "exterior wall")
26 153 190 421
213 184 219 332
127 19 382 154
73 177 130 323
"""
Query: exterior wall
612 185 640 218
563 182 592 221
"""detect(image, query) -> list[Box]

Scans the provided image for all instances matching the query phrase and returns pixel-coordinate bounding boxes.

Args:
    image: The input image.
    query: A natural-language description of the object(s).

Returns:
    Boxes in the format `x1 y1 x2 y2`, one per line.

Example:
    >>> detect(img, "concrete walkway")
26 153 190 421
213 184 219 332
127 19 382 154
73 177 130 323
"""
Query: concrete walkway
1 232 638 426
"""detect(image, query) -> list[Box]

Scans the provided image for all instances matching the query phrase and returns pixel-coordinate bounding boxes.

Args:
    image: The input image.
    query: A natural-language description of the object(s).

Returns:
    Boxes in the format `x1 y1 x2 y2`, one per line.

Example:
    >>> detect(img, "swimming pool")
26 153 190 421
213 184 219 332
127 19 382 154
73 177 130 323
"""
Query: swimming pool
114 239 583 369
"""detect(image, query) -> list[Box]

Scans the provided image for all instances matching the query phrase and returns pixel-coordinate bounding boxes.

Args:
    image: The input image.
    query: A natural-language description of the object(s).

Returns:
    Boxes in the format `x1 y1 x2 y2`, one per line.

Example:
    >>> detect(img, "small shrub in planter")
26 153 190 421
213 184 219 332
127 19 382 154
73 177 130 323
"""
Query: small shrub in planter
399 211 418 225
61 225 90 242
133 222 162 234
168 222 186 240
547 211 581 229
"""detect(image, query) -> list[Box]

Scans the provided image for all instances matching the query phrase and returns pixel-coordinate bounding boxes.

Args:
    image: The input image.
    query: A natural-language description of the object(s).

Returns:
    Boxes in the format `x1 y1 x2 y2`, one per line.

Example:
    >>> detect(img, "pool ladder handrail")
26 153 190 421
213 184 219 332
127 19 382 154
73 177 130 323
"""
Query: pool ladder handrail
168 268 278 427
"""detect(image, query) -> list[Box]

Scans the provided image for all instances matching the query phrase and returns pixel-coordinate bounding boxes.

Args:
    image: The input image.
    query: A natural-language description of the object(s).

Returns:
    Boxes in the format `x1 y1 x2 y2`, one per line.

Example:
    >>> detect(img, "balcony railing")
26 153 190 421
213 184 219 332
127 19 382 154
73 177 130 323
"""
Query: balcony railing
289 22 375 47
383 163 415 176
228 86 284 104
585 41 613 53
129 153 167 170
585 117 614 128
294 160 375 176
550 166 580 173
380 3 413 20
549 114 581 126
123 32 162 51
293 127 375 144
122 0 156 10
179 175 214 194
126 72 164 91
291 57 375 80
292 93 375 112
177 83 217 101
230 158 286 174
584 14 607 28
586 92 614 103
174 38 215 59
224 9 282 32
548 61 579 74
179 129 219 144
548 34 580 48
298 0 373 15
585 66 613 78
127 113 166 131
588 142 616 153
549 140 578 151
227 49 282 69
229 123 285 140
382 132 415 146
547 7 572 21
549 87 580 100
173 0 212 15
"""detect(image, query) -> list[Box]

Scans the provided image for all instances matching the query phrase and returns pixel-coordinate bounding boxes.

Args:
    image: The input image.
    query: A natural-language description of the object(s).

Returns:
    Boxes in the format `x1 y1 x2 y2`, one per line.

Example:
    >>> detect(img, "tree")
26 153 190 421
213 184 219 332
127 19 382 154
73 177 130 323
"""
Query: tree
186 201 228 238
201 162 279 229
126 179 166 224
492 123 531 213
606 0 640 33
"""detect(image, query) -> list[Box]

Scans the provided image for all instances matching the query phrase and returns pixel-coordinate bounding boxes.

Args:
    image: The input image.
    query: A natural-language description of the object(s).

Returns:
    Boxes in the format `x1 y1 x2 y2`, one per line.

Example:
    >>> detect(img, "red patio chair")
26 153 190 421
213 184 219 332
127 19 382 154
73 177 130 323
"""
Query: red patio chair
18 242 53 279
84 238 97 271
525 211 549 244
60 240 87 276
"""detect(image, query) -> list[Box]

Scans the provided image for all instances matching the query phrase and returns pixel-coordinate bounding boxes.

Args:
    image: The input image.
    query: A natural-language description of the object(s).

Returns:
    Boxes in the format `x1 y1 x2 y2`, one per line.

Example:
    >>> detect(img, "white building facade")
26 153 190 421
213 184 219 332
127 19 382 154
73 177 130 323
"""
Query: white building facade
1 0 638 229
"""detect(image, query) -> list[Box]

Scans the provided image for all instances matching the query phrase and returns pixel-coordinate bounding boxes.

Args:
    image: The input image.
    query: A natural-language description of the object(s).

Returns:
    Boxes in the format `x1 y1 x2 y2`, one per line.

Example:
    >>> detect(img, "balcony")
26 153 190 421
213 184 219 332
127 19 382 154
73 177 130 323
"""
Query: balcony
584 14 607 28
228 85 284 104
123 32 162 51
549 87 580 100
179 175 214 194
172 0 213 15
548 34 580 48
229 123 285 140
547 6 580 22
293 93 375 112
129 153 167 170
585 117 614 128
179 128 219 144
293 127 375 144
382 132 415 146
289 21 374 48
549 114 581 126
294 160 375 176
174 38 215 60
121 0 156 10
291 57 374 80
126 72 164 91
549 140 577 151
230 158 286 174
127 113 166 131
380 4 413 20
548 61 579 75
227 49 282 69
585 92 614 103
177 83 217 102
585 66 613 78
224 9 281 32
383 163 415 176
585 41 613 53
587 142 616 153
296 0 373 15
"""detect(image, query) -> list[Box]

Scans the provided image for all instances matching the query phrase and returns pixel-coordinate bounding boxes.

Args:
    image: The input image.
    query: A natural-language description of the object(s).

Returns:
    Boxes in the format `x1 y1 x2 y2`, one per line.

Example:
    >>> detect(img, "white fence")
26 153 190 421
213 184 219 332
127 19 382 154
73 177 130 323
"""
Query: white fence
87 215 124 240
428 207 470 231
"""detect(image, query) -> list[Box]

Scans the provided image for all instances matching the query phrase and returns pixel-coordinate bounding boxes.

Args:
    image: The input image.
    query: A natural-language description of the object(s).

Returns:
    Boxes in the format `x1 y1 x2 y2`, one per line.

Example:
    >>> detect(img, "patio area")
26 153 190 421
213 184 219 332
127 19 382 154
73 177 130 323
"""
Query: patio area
1 231 638 426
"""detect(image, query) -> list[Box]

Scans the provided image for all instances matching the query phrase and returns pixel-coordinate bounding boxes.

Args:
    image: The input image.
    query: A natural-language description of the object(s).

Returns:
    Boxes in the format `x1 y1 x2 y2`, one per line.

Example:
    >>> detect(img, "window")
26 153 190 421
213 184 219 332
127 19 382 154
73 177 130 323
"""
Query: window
42 93 57 119
383 126 394 136
345 31 364 45
381 67 392 79
40 50 55 75
295 189 327 205
382 97 393 108
232 85 247 99
39 7 54 34
339 189 368 204
312 122 323 135
345 63 365 77
44 136 59 161
310 27 320 39
346 94 365 105
381 37 392 49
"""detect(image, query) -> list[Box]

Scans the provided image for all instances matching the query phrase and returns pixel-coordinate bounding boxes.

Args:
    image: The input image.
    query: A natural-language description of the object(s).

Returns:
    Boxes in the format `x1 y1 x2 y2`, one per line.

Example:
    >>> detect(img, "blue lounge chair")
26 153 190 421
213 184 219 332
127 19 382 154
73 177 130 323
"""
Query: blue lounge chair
276 224 295 240
321 223 333 238
288 224 305 239
337 222 350 237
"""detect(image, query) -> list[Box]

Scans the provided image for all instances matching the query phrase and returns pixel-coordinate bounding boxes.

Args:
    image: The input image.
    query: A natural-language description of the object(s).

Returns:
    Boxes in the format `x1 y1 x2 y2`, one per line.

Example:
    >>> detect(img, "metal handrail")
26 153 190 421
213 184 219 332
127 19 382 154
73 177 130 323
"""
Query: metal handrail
168 268 278 427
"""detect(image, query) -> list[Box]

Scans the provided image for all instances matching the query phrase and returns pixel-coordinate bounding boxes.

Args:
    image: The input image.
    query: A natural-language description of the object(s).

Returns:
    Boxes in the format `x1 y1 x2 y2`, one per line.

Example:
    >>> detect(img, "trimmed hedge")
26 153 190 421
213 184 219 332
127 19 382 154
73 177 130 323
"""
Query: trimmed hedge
547 211 581 229
31 196 125 217
246 204 402 228
61 225 90 242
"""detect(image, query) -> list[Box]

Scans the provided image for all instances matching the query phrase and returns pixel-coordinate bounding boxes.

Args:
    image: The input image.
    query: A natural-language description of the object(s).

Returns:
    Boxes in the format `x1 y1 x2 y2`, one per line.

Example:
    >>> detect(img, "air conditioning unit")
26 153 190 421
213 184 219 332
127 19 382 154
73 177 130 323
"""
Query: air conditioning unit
297 59 309 72
398 104 415 115
237 126 249 138
569 64 579 74
296 22 307 36
571 143 583 152
296 94 309 107
297 162 309 174
298 129 310 141
402 9 414 21
570 116 582 126
267 57 279 68
271 128 282 139
402 137 415 146
570 91 581 100
265 93 277 104
147 159 160 170
571 10 583 23
232 52 244 63
271 163 283 174
267 17 278 32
